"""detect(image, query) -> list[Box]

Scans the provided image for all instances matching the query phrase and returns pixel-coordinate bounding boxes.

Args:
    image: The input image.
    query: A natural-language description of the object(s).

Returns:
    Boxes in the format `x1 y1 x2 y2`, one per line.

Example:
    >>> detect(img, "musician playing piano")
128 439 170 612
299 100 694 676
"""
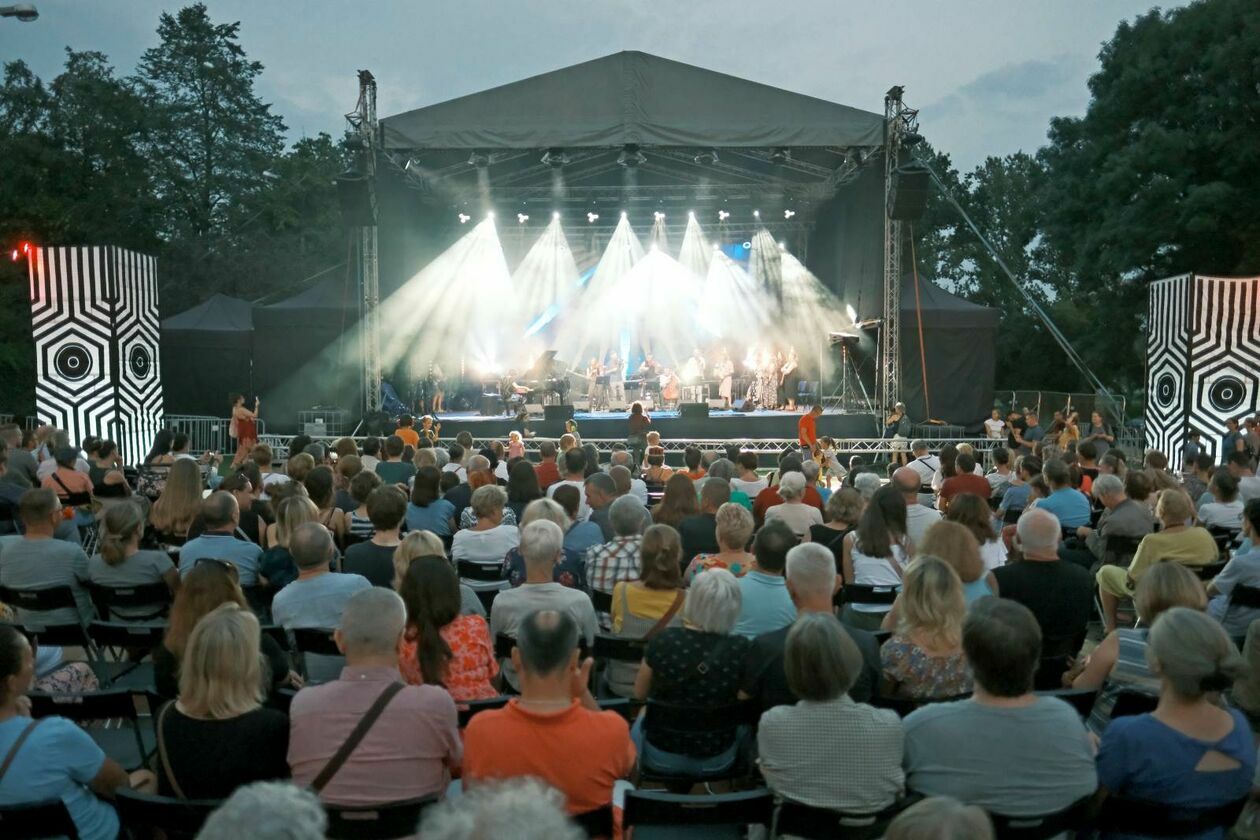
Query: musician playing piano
500 370 530 415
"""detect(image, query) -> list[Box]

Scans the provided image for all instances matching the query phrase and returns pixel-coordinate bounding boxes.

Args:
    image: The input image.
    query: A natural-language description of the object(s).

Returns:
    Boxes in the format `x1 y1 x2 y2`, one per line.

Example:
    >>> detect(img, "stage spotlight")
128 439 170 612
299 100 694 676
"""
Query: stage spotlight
517 213 530 224
688 210 695 219
468 152 490 169
0 4 39 21
770 147 790 165
403 158 418 172
541 148 569 168
458 213 471 224
784 209 796 219
846 303 858 322
617 144 646 168
486 210 495 220
779 241 787 249
620 211 627 220
693 149 719 165
653 211 665 222
742 241 752 249
753 209 760 219
552 211 560 221
587 212 599 223
902 132 925 147
718 210 730 221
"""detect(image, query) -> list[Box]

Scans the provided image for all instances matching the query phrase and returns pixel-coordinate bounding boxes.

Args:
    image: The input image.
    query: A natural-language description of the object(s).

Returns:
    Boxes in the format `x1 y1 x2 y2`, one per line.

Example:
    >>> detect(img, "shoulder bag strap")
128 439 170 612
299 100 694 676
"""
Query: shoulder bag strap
0 718 42 788
643 591 686 641
156 701 189 801
310 682 405 793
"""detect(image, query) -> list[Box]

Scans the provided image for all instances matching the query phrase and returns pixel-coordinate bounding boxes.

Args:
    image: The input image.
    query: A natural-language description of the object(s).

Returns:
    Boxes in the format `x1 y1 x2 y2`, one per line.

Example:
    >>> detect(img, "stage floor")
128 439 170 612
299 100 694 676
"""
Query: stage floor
431 408 882 442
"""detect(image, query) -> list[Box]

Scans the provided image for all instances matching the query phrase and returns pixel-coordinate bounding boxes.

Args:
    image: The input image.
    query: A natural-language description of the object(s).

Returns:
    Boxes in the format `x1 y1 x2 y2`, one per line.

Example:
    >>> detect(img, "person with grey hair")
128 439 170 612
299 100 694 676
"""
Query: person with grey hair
1062 471 1153 569
679 476 732 561
288 587 462 805
1096 607 1255 824
633 568 749 775
197 782 328 840
585 495 647 597
609 450 649 504
765 471 824 537
491 520 597 690
451 485 520 593
757 612 904 813
883 796 994 840
502 498 589 590
443 453 491 523
418 779 584 840
853 471 883 502
584 471 619 540
993 508 1093 653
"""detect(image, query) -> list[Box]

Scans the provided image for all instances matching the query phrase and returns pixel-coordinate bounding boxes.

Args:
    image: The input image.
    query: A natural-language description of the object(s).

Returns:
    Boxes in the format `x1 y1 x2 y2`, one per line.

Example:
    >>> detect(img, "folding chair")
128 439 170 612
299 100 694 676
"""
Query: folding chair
987 795 1091 840
87 621 167 691
290 627 340 657
623 788 773 834
638 700 757 787
572 804 614 839
1094 793 1248 837
0 585 94 652
457 560 509 613
836 584 899 615
86 581 172 623
773 797 914 840
590 588 614 615
114 787 221 840
0 798 81 839
324 795 438 840
457 695 511 728
1194 560 1229 582
1101 534 1144 568
28 688 152 770
1034 633 1085 691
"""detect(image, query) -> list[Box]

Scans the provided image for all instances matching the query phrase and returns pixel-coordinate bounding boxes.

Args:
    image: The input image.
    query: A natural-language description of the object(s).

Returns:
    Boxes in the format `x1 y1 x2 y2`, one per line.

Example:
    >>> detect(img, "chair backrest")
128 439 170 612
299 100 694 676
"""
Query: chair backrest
774 798 911 840
86 580 172 621
841 584 899 606
592 633 645 663
259 624 289 649
1193 560 1228 581
623 788 774 830
1103 534 1144 566
493 633 516 660
456 559 507 583
324 795 438 840
1096 794 1248 837
1110 689 1159 719
88 620 167 652
590 588 614 614
1035 688 1099 718
113 788 221 840
1229 583 1260 610
988 795 1090 840
457 695 511 728
572 805 613 838
28 688 139 723
0 798 81 840
0 584 80 615
290 627 340 657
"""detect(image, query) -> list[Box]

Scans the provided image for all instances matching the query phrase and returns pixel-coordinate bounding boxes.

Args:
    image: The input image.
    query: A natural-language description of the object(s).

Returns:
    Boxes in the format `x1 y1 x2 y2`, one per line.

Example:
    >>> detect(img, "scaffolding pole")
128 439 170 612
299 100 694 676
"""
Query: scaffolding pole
880 87 919 412
348 70 381 415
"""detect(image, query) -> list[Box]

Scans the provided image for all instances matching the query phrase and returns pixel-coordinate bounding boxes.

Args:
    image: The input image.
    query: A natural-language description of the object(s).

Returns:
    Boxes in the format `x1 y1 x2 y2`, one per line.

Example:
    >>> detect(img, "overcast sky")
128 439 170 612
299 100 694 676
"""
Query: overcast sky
1 0 1180 170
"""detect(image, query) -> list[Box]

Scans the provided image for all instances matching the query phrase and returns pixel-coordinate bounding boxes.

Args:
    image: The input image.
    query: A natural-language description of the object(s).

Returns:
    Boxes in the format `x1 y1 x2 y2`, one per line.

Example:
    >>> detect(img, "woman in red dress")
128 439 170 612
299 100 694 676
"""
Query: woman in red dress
229 393 260 468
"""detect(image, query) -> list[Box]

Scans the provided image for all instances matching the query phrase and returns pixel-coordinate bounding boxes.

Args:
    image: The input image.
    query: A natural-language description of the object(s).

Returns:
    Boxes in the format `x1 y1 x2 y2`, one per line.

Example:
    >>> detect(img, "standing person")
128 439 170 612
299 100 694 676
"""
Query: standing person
229 393 260 469
715 349 735 410
430 362 445 413
627 403 651 470
780 347 801 411
394 416 420 449
886 402 912 466
798 404 823 454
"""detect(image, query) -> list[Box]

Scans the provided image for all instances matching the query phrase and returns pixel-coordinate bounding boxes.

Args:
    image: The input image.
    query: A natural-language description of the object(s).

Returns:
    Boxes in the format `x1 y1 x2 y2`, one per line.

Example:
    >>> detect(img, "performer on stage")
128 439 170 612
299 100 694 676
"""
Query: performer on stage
429 362 445 413
607 351 624 404
756 350 780 411
661 368 680 410
637 355 662 401
627 401 651 467
781 346 801 411
228 393 259 468
587 357 609 411
715 348 735 409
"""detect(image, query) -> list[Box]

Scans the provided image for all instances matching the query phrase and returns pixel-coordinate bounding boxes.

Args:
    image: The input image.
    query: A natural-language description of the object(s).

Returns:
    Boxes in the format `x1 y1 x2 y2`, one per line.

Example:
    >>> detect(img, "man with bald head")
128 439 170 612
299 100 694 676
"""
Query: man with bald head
992 508 1093 651
445 453 491 524
608 452 648 504
272 522 372 630
893 467 941 548
178 491 264 584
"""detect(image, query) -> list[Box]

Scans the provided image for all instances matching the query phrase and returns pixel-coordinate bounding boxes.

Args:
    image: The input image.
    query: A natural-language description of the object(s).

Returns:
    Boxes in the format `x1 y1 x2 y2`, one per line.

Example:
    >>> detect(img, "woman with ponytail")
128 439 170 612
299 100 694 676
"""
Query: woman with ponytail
397 555 497 701
1095 607 1255 831
88 500 179 620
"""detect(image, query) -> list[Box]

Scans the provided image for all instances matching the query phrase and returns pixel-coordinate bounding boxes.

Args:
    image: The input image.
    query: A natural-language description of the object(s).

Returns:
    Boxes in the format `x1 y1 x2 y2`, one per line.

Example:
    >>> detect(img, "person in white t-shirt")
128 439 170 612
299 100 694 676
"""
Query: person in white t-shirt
1199 471 1245 531
731 451 769 497
451 485 520 594
984 409 1006 441
544 448 591 521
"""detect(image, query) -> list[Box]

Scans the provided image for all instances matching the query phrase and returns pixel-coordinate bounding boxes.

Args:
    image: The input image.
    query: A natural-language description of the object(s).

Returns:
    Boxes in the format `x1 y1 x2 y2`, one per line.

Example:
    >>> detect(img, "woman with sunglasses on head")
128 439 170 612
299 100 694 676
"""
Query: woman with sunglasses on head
152 561 299 700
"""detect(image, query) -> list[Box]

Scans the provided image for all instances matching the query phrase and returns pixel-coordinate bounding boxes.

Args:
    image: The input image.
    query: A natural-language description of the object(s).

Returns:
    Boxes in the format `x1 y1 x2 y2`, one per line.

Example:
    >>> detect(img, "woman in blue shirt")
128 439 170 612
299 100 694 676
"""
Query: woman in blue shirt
406 466 456 537
1096 607 1255 840
0 626 155 840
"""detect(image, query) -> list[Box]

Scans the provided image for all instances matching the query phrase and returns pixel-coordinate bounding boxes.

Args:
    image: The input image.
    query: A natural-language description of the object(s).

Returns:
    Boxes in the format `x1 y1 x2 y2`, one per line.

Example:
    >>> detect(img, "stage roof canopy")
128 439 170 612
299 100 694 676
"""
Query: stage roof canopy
382 51 885 151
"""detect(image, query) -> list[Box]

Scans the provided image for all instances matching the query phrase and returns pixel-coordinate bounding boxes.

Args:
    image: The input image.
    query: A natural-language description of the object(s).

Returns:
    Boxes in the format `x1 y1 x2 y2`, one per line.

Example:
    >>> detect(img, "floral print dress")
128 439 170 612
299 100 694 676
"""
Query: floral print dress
880 633 972 700
399 613 499 701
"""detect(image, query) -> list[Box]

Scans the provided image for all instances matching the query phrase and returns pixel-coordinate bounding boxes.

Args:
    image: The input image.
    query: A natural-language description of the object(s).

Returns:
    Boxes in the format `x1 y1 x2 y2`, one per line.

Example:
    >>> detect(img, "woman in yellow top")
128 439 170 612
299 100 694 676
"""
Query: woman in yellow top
1097 490 1218 632
607 525 686 697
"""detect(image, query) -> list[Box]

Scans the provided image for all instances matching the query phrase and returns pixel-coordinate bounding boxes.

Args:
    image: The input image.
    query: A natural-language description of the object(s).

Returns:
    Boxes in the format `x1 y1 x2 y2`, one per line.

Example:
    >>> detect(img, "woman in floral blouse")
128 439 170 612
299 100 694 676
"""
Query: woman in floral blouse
880 556 972 700
684 503 757 583
397 554 498 701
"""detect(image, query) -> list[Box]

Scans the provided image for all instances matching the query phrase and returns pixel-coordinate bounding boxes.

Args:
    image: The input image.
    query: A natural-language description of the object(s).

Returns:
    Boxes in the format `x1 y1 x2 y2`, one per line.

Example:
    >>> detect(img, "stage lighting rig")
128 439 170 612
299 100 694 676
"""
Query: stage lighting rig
617 144 646 168
753 209 760 219
552 211 560 221
653 212 665 222
784 209 796 219
718 210 730 221
693 149 719 165
0 4 39 21
769 147 790 165
541 148 569 168
458 213 471 224
902 132 925 147
587 212 599 223
846 304 858 322
468 152 490 169
517 213 530 224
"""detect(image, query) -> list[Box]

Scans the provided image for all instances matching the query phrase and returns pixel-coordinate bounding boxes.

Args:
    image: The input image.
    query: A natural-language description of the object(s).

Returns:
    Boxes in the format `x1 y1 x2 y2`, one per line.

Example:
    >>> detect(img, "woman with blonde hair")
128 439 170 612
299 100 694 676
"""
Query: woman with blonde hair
880 556 972 700
607 525 686 696
393 530 487 618
916 521 999 604
89 500 179 621
148 458 203 546
1096 608 1255 825
944 492 1006 571
500 498 587 590
258 495 319 591
154 603 289 799
684 502 757 582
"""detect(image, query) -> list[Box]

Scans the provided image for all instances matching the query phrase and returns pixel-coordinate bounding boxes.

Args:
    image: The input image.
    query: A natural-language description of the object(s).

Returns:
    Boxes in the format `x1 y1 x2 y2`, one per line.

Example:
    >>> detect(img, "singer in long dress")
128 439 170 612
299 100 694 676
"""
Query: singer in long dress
781 347 801 411
716 352 735 409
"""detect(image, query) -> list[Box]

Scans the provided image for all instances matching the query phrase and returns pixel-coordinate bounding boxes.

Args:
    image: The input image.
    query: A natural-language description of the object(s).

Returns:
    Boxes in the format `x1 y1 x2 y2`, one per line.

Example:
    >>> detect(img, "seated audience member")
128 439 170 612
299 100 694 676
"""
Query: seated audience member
985 447 1014 498
197 781 328 840
938 452 991 511
148 458 204 545
420 778 583 840
1199 470 1245 531
332 451 361 513
854 471 882 501
1072 562 1206 737
258 495 319 591
903 598 1097 815
285 452 316 488
1035 458 1092 528
451 485 520 576
841 484 910 630
608 456 649 506
891 467 940 549
200 471 264 545
606 525 686 696
288 588 462 805
343 486 407 587
681 446 707 481
758 612 904 812
741 543 880 710
491 520 597 690
993 508 1093 647
650 473 699 530
374 434 416 485
944 492 1007 571
391 530 485 618
765 472 824 538
634 568 749 774
584 495 646 596
533 441 562 492
1067 473 1155 568
685 502 757 582
303 466 349 547
178 491 264 585
995 455 1039 523
880 556 973 700
0 488 94 627
398 554 498 700
915 520 998 604
41 446 94 510
0 625 153 840
808 487 863 569
884 797 995 840
730 452 768 498
347 469 382 542
554 484 603 557
1096 608 1255 823
459 470 519 530
583 472 618 541
642 445 673 485
501 499 587 590
507 459 544 522
463 610 634 816
1206 498 1260 636
678 477 731 561
753 455 824 526
88 500 179 620
155 603 289 799
733 520 799 638
1097 490 1218 632
705 459 751 510
545 448 591 521
154 560 293 699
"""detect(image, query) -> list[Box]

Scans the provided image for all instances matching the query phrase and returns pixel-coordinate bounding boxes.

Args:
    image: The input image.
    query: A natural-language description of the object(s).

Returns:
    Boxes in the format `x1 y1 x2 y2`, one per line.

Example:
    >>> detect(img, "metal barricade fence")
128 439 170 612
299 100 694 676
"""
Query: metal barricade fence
165 415 266 456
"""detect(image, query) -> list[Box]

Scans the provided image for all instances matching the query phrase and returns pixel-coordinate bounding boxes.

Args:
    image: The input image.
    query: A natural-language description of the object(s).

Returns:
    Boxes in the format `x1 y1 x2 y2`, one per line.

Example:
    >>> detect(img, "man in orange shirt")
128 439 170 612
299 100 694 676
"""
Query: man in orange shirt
394 415 420 448
798 404 823 451
463 609 635 816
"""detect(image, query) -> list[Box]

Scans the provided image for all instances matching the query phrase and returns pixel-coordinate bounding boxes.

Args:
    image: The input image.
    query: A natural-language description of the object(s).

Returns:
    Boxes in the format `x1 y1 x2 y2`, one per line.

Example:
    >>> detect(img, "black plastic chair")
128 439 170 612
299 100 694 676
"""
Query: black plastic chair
592 633 645 663
1035 633 1085 691
571 804 613 838
638 701 757 786
0 798 80 839
87 621 167 690
1194 559 1229 581
1110 689 1159 719
86 581 172 622
290 627 340 657
622 788 774 833
1095 793 1248 837
1102 534 1144 567
774 797 914 840
114 787 221 840
840 584 899 608
324 794 438 840
0 585 93 650
28 688 151 770
1035 687 1099 718
590 588 614 615
457 695 511 728
493 633 516 660
456 559 508 584
1229 583 1260 609
987 795 1090 840
259 624 289 649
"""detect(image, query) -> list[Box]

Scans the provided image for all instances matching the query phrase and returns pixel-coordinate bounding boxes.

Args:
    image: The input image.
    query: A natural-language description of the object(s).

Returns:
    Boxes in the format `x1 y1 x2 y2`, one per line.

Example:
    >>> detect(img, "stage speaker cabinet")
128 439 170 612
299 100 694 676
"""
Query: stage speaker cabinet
639 397 655 412
524 403 544 418
609 399 628 412
544 404 575 422
680 403 709 419
889 162 931 221
732 398 752 412
707 399 725 410
479 395 502 416
573 400 591 412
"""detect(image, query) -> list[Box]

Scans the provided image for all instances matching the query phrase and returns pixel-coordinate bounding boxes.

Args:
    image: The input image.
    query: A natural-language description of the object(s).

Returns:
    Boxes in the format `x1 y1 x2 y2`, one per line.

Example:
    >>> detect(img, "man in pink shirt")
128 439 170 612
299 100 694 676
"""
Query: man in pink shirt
287 587 462 805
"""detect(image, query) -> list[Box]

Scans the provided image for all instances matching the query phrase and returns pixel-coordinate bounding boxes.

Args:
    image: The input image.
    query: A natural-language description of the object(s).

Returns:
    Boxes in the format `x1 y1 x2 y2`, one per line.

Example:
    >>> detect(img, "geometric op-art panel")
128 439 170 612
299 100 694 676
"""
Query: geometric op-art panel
28 246 163 464
1146 274 1260 470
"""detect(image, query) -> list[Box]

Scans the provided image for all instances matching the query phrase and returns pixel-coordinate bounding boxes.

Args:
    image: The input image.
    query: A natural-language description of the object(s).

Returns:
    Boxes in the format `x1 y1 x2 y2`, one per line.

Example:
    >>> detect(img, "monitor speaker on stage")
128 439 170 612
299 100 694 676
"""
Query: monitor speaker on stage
732 398 752 412
478 396 501 416
573 399 591 412
544 404 575 422
680 403 709 419
707 399 725 410
889 162 931 221
524 403 544 418
609 400 627 412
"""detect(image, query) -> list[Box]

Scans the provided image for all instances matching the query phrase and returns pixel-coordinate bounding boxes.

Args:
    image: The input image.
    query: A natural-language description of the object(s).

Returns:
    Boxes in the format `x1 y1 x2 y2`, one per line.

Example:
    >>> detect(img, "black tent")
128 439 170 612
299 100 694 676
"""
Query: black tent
161 294 253 417
899 275 997 426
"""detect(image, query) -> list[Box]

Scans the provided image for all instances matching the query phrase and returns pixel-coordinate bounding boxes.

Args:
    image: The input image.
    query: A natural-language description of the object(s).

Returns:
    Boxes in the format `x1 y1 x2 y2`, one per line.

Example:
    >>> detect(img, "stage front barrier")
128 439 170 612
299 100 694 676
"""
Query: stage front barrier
165 414 266 456
1001 390 1127 426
